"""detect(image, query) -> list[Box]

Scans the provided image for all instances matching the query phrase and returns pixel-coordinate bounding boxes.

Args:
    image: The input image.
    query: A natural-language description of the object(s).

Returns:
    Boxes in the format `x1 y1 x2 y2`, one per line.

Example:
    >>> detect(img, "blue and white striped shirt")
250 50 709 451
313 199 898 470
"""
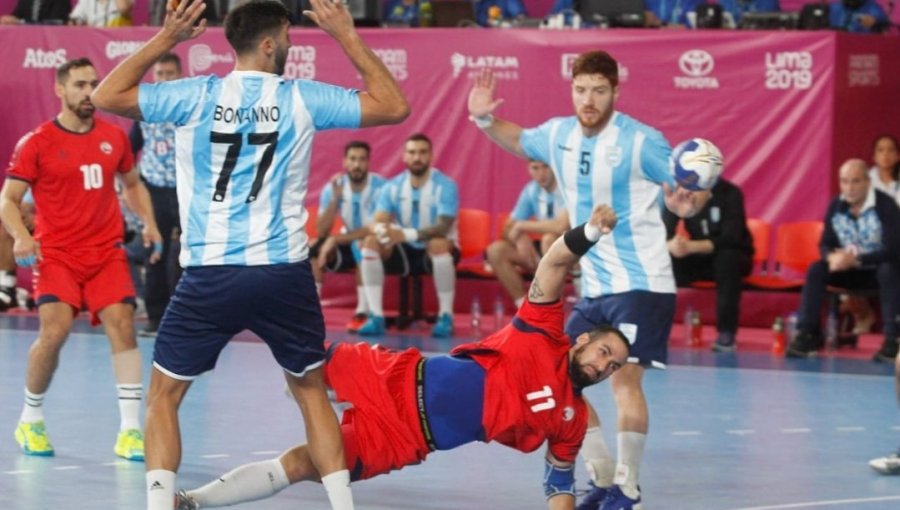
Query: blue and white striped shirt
319 173 387 232
131 121 177 188
510 181 566 222
376 168 459 249
520 112 676 296
138 71 361 267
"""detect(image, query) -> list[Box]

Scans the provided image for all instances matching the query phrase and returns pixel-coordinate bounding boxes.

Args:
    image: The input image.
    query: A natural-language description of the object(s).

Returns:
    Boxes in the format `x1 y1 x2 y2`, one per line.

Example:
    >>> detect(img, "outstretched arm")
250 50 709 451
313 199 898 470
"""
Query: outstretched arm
92 0 207 119
468 68 526 157
528 205 616 304
304 0 409 126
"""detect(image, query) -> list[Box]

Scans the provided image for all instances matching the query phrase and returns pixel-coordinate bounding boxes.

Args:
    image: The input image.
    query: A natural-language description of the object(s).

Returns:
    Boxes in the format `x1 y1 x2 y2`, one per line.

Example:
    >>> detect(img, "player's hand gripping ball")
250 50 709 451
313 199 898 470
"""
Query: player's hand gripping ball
669 138 724 191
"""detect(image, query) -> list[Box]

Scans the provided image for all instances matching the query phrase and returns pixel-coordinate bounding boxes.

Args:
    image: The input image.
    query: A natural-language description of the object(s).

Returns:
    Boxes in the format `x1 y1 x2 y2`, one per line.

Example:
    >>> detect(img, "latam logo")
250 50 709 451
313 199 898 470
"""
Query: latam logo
372 48 408 81
188 44 234 76
674 50 719 89
450 53 519 80
23 48 67 69
848 54 879 87
765 51 812 90
106 40 146 60
283 45 316 80
560 53 629 82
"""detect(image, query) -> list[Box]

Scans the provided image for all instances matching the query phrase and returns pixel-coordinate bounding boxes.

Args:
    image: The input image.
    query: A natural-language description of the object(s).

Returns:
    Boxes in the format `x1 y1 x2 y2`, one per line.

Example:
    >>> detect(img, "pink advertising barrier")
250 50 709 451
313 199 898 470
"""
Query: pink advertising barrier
0 26 898 239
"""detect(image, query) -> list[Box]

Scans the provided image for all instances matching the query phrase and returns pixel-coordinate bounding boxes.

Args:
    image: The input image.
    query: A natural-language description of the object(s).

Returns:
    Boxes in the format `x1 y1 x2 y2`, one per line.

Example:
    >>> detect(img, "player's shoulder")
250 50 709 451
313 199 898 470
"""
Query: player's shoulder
430 168 457 186
522 179 540 195
369 173 387 187
614 112 667 142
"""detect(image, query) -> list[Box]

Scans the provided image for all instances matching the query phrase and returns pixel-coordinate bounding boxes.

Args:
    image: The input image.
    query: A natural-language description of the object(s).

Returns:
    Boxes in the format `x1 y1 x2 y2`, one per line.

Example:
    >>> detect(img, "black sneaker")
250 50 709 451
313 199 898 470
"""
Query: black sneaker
711 332 737 352
138 321 159 338
0 286 16 312
786 331 823 358
872 339 898 363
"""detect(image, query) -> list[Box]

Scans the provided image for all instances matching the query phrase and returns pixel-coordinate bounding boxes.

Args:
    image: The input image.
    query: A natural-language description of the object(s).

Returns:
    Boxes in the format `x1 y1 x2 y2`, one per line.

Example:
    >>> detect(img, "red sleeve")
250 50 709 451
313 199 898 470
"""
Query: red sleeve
515 299 567 345
6 131 38 183
117 127 135 174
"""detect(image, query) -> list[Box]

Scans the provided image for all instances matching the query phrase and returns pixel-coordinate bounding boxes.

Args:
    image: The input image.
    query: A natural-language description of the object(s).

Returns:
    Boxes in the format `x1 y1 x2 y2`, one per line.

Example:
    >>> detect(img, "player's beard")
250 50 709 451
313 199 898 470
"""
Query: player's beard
576 106 611 131
408 162 429 177
274 45 288 76
69 99 95 120
568 346 600 389
347 168 367 184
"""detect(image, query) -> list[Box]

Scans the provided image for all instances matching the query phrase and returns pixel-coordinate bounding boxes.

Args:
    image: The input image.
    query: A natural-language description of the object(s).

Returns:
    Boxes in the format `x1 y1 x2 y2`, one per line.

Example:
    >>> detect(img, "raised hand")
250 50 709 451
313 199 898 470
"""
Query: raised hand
589 204 617 235
468 68 505 119
164 0 207 42
303 0 355 40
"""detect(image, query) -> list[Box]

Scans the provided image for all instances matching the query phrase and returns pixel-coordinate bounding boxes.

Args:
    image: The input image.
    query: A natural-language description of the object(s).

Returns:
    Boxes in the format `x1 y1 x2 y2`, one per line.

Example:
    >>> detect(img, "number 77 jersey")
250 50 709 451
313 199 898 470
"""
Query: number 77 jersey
138 71 362 268
450 299 588 464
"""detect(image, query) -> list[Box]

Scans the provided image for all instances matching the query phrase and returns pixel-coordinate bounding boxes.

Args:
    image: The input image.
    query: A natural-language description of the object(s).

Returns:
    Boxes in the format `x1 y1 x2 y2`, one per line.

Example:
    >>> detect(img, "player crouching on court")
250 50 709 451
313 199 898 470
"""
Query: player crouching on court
175 203 629 510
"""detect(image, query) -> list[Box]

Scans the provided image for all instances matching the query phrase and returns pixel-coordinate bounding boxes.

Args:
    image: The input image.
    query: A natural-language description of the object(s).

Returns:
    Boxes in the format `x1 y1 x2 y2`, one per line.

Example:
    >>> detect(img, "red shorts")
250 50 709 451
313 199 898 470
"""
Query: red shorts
325 342 431 481
33 245 136 326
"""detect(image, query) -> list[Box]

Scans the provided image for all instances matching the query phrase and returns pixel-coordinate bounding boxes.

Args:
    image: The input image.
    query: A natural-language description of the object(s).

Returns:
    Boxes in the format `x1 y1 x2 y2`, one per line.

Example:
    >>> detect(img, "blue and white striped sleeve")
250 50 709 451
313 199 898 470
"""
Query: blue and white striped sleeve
375 181 396 217
510 184 535 221
639 129 675 187
319 184 334 210
437 177 459 218
298 80 361 131
138 77 208 125
519 119 556 165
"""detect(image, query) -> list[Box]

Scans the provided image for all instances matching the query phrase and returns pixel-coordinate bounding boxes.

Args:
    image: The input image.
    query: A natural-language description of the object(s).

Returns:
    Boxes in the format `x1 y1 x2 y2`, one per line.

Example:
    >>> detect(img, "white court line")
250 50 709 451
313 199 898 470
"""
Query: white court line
781 428 811 434
4 470 32 475
52 465 81 470
100 461 128 466
251 450 280 456
891 426 900 431
727 495 900 509
672 431 701 436
836 426 865 432
727 429 756 435
201 454 230 459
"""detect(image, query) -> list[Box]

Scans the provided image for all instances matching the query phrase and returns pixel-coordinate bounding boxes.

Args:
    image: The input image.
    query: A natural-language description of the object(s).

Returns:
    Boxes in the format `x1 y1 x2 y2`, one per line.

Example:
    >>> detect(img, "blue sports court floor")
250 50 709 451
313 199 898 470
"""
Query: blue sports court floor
1 313 899 510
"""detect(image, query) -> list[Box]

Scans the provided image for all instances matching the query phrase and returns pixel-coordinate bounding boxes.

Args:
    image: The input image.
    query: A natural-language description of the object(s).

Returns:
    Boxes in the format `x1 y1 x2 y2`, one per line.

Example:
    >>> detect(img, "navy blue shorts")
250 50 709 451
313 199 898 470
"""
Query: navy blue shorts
565 291 675 369
153 261 326 379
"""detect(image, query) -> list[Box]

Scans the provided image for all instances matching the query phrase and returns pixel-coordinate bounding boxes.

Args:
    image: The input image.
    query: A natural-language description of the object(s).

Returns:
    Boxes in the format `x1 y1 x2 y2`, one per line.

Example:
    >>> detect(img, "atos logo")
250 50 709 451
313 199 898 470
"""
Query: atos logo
674 50 719 89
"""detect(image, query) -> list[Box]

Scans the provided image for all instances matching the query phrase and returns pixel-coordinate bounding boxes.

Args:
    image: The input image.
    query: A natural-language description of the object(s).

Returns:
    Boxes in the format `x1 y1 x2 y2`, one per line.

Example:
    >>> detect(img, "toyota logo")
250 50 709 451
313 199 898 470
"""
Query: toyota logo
679 50 715 77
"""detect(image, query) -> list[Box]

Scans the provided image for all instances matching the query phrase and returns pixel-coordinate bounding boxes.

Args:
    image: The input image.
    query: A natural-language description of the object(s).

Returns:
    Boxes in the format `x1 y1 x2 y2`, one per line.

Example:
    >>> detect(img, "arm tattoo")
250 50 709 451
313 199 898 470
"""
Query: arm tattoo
528 280 545 300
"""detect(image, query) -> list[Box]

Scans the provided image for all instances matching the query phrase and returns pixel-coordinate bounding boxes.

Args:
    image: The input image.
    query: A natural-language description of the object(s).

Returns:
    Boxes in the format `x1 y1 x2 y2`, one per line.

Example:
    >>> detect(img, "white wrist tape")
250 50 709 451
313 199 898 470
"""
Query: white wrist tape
470 114 494 129
402 228 419 242
584 222 602 242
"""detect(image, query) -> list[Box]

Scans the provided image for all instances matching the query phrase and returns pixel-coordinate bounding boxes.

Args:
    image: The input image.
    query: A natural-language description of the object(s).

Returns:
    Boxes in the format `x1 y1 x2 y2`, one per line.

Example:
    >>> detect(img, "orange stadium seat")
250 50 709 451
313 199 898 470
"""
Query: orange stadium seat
744 221 823 291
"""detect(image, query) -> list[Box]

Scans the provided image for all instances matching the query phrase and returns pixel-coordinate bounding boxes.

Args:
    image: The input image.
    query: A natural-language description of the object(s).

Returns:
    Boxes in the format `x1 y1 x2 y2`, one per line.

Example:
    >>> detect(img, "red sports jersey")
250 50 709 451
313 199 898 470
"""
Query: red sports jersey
6 119 133 249
451 300 588 464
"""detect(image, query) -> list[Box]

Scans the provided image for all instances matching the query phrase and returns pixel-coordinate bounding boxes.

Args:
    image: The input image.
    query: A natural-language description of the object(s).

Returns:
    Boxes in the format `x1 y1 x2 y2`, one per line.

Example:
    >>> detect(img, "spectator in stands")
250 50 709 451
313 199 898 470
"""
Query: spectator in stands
128 53 183 337
845 134 900 334
309 141 386 333
663 178 754 352
829 0 889 33
717 0 780 26
786 159 900 362
1 0 71 24
382 0 434 26
643 0 703 27
487 159 567 309
474 0 526 26
151 0 219 26
69 0 134 26
356 133 460 338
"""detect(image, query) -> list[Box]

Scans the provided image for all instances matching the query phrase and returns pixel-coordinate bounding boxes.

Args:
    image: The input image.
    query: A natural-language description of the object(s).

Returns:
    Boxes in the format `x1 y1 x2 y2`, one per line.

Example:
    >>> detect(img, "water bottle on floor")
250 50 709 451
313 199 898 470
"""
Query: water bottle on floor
493 295 504 332
470 297 482 336
825 309 838 351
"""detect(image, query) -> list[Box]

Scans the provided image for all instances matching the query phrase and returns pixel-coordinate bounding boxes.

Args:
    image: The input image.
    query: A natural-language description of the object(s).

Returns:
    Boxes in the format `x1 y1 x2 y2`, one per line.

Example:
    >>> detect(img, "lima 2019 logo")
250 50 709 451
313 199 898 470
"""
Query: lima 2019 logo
188 44 235 76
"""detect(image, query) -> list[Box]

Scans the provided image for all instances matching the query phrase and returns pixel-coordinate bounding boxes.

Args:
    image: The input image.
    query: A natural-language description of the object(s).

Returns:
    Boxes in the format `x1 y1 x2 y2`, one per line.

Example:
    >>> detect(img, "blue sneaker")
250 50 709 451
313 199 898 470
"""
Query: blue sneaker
599 485 642 510
431 313 454 338
356 315 386 336
576 482 609 510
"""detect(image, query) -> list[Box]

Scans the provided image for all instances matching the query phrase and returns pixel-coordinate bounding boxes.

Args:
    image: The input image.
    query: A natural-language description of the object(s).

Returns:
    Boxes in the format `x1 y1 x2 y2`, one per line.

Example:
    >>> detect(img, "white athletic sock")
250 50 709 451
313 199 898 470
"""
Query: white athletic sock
431 253 455 316
190 458 290 508
0 271 16 288
360 248 384 316
147 469 176 510
322 469 355 510
514 296 525 308
582 426 615 488
20 388 45 423
355 286 369 315
112 349 143 431
614 431 646 499
117 384 143 431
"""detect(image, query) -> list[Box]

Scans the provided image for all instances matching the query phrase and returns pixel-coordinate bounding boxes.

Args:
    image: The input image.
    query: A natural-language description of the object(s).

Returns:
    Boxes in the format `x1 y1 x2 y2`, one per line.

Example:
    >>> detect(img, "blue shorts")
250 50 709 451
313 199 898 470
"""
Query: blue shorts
153 261 326 379
565 291 675 369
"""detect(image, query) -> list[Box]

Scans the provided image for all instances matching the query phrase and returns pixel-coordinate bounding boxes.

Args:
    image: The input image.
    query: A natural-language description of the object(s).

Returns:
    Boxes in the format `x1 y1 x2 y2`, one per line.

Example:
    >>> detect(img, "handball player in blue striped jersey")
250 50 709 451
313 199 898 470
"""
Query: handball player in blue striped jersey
91 0 410 509
467 51 710 509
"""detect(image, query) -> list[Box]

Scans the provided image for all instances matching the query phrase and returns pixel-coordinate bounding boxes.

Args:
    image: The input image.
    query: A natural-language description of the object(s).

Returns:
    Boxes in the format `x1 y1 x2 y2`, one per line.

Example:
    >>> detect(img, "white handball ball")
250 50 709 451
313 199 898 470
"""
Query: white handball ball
669 138 724 191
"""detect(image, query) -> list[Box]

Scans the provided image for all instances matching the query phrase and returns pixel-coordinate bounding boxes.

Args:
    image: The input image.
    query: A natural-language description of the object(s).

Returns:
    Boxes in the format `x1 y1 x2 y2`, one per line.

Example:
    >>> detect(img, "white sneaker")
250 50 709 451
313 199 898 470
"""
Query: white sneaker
869 452 900 475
